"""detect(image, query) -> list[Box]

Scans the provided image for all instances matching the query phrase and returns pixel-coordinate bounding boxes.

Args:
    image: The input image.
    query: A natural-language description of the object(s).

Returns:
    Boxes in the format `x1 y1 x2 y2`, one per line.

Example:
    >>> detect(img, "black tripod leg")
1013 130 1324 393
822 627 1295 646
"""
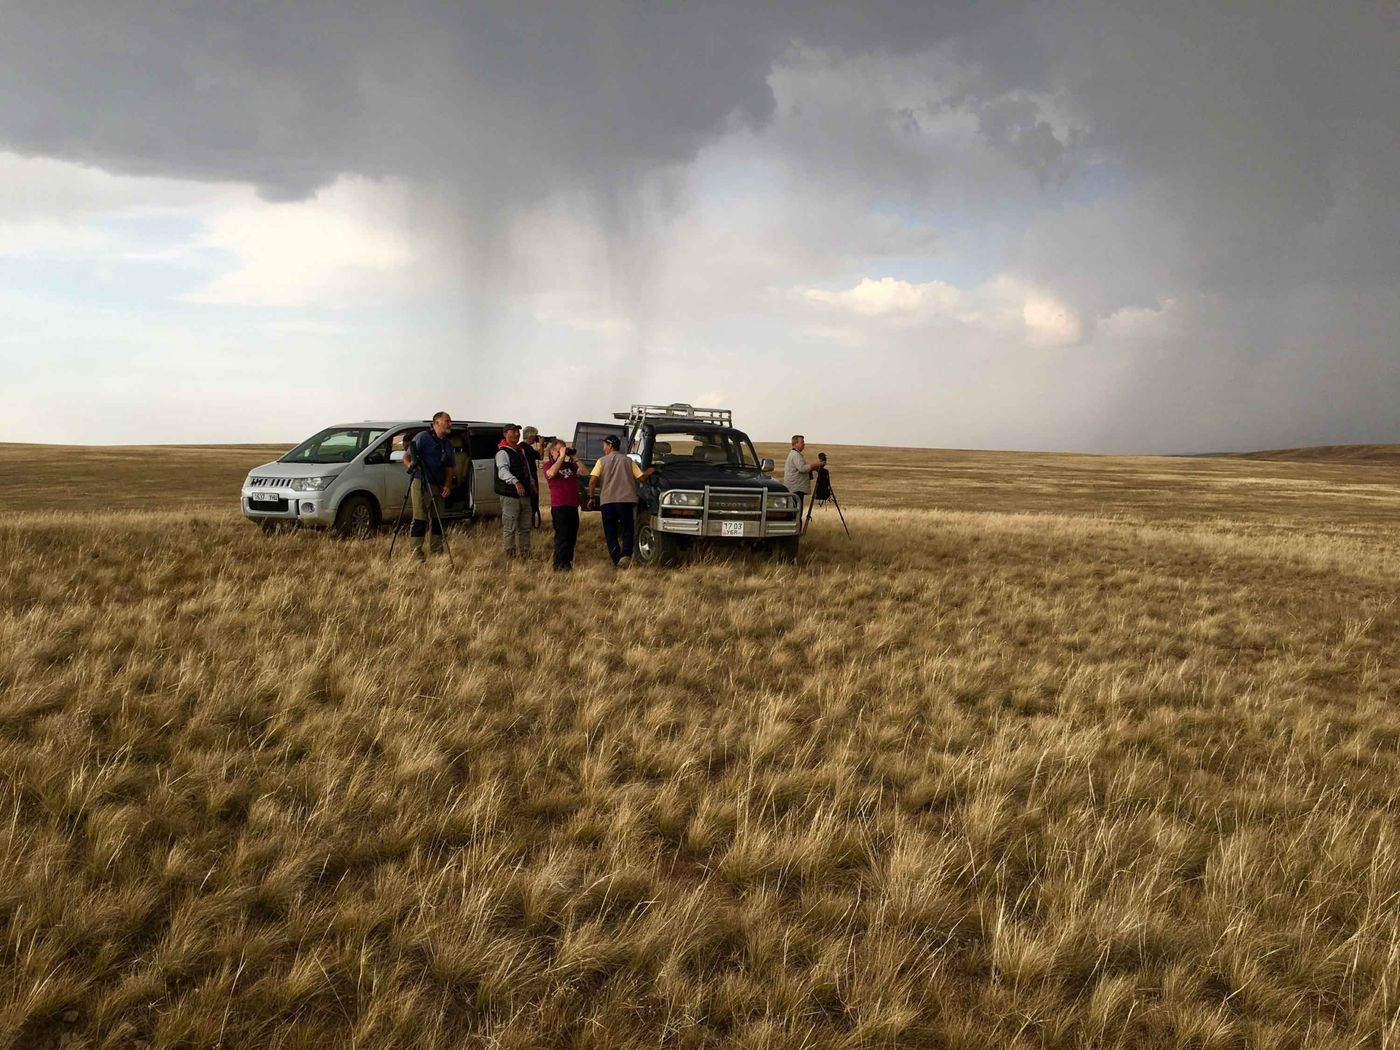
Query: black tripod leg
387 474 414 556
830 489 851 537
803 492 815 534
427 475 455 569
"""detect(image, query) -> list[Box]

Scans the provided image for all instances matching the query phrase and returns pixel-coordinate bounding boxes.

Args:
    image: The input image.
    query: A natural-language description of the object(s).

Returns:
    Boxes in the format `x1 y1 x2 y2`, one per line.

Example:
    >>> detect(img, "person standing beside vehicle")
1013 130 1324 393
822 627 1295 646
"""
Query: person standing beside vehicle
543 439 582 571
405 412 456 560
494 424 533 561
586 435 655 569
784 434 820 517
521 425 543 528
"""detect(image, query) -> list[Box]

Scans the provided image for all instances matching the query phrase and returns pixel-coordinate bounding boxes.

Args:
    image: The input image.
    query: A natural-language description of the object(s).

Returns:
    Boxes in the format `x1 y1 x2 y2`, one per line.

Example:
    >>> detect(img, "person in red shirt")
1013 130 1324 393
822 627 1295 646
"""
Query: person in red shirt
542 438 582 571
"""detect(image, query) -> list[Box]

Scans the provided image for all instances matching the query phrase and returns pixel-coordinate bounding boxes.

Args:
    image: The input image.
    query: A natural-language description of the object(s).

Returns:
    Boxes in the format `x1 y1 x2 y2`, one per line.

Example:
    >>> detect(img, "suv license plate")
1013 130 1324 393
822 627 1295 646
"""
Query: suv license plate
249 492 279 503
720 520 744 537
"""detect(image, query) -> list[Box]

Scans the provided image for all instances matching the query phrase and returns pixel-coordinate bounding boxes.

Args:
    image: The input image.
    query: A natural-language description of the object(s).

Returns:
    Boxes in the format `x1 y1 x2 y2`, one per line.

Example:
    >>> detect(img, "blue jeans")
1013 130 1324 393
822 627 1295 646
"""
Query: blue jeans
600 503 635 564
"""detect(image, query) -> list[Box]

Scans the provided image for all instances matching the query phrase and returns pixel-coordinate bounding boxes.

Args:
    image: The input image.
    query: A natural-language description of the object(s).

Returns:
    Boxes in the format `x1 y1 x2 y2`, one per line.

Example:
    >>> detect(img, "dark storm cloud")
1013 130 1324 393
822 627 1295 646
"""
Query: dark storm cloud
1028 0 1400 298
0 1 1023 202
10 1 1387 293
2 1 1395 451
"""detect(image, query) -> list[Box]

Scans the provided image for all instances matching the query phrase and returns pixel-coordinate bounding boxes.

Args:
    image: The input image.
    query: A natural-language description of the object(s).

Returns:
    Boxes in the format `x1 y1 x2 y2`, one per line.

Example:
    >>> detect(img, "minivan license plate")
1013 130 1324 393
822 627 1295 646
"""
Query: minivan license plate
720 520 744 537
249 492 278 502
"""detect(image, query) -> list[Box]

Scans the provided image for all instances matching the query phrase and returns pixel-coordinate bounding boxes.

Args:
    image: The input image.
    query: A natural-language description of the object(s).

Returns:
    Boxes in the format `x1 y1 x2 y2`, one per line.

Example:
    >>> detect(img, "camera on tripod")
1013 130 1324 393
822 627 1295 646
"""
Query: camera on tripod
812 452 832 500
802 451 848 536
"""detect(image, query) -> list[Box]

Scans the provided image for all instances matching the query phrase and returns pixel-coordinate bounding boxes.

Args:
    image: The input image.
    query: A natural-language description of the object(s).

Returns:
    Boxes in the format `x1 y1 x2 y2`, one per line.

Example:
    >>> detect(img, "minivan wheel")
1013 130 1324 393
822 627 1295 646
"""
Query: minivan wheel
635 515 680 566
335 495 381 537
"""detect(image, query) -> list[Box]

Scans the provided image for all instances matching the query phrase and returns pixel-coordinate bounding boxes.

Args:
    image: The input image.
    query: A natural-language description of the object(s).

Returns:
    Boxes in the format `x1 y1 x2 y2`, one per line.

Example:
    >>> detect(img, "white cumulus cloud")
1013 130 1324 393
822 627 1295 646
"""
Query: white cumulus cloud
183 177 417 307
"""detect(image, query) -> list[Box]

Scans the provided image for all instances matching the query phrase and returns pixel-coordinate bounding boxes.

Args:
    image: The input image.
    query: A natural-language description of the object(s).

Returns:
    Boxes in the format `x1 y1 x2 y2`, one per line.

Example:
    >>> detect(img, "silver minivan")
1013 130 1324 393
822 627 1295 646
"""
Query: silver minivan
240 419 507 535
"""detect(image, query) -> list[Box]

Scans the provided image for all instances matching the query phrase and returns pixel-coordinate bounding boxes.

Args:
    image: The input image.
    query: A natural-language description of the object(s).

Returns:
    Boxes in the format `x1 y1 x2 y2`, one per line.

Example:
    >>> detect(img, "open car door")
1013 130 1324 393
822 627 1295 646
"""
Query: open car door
572 420 628 510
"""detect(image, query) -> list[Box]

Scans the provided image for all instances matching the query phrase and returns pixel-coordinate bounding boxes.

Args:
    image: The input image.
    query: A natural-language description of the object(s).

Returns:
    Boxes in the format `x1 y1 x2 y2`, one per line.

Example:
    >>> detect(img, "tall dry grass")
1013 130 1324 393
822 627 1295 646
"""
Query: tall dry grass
0 443 1398 1048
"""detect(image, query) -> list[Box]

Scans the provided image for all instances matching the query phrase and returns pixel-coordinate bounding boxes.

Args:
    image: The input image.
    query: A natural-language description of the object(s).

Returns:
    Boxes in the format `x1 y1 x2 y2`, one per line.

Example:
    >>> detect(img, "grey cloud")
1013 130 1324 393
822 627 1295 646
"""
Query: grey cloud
974 97 1073 183
0 2 1009 202
1031 1 1400 295
2 1 1396 451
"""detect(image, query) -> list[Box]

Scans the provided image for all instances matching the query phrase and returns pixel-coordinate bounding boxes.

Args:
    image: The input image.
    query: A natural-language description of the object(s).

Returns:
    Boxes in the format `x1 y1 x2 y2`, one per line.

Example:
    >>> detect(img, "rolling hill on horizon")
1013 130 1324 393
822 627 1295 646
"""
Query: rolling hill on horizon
1226 443 1400 464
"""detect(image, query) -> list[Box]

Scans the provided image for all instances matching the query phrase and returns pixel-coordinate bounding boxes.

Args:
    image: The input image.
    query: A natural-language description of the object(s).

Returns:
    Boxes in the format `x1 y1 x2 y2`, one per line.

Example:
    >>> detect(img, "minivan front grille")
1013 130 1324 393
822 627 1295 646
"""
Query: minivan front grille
249 477 282 487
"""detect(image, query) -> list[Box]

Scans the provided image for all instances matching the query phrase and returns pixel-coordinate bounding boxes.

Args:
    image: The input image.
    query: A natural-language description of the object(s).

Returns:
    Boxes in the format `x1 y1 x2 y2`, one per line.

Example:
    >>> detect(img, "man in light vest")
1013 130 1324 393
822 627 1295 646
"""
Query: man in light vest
586 434 655 569
494 423 533 560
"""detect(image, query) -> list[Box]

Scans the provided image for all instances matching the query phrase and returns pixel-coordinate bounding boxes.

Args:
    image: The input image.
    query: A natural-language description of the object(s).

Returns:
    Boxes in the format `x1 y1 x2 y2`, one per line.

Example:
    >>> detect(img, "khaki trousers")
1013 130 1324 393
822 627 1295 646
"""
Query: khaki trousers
500 495 531 555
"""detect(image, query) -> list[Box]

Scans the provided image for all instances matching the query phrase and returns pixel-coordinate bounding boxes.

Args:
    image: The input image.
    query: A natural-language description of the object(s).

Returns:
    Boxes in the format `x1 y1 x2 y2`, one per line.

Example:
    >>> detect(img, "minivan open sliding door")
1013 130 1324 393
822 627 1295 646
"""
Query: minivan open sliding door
467 424 505 515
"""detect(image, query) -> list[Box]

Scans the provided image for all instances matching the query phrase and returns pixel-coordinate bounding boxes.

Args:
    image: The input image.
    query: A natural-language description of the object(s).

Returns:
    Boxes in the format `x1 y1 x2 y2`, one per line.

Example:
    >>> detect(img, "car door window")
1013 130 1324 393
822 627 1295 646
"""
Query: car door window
364 434 393 465
572 423 627 468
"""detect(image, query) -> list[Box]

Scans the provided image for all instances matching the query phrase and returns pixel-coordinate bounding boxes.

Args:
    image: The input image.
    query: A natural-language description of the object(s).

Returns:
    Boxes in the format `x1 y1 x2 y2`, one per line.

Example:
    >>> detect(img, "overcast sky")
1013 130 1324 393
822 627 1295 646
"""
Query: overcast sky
1 2 1395 452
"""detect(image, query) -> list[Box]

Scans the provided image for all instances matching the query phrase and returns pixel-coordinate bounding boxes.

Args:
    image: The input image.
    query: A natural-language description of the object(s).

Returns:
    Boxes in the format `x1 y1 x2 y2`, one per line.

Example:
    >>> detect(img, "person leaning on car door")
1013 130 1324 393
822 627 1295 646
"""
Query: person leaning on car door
403 411 456 560
494 423 533 562
587 434 655 569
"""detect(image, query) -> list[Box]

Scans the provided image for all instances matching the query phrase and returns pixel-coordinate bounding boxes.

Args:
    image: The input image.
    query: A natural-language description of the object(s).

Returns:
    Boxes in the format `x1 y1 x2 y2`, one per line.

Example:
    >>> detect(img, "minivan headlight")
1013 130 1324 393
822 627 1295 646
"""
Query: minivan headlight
291 476 333 492
661 490 704 507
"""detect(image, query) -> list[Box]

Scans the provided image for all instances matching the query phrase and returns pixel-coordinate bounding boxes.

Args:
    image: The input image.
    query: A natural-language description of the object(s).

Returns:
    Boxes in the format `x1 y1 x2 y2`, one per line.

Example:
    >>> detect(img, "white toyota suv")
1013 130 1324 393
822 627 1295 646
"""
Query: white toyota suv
240 419 506 535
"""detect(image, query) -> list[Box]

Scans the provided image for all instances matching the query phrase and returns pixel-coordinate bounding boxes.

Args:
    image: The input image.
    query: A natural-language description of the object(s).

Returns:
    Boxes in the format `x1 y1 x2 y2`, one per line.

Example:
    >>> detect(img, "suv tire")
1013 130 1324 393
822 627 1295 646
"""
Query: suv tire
335 494 381 538
769 536 800 563
636 513 681 567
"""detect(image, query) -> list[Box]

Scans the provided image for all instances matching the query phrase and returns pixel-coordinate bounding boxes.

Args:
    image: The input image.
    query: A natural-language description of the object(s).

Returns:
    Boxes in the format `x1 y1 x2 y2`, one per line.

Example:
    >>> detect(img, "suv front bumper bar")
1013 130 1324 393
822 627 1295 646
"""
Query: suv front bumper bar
656 485 800 539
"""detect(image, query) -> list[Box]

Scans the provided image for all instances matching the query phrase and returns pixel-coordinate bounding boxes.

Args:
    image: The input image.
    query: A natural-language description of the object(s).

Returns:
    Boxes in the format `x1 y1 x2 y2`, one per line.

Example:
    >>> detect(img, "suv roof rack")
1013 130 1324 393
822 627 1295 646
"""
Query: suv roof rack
614 403 733 428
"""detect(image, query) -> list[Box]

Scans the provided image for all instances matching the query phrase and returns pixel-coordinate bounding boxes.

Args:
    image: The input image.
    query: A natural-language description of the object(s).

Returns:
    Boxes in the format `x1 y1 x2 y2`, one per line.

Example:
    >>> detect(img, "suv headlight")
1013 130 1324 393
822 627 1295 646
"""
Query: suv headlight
661 490 704 507
766 492 798 509
290 476 334 492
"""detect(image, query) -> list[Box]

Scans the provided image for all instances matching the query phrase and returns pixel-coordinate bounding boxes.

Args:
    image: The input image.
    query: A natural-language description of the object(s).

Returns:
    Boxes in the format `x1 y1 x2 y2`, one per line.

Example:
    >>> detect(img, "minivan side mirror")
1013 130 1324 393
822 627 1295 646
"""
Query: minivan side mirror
760 457 775 474
389 450 405 464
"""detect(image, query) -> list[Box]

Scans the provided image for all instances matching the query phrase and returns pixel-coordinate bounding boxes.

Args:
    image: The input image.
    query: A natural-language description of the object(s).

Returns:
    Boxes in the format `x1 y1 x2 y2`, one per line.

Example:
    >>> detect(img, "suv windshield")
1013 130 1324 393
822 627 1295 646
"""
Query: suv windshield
281 427 386 465
649 429 759 469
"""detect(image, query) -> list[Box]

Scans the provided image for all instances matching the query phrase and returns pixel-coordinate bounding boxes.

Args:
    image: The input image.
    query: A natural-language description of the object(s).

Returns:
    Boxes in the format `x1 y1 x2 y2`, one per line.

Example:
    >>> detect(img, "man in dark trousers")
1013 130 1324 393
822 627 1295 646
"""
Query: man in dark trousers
404 411 456 561
586 434 655 568
494 423 533 561
521 425 543 528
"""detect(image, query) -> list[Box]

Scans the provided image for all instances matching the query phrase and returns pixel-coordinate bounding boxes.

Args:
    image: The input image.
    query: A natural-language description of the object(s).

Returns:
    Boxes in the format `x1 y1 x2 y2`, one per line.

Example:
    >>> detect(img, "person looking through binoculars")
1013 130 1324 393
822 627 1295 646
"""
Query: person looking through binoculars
543 439 582 571
403 411 456 561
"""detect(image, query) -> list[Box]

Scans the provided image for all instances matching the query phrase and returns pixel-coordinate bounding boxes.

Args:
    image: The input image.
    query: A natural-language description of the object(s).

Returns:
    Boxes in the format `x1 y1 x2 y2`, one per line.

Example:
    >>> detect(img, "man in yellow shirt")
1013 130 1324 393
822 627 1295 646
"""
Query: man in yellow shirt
586 435 655 568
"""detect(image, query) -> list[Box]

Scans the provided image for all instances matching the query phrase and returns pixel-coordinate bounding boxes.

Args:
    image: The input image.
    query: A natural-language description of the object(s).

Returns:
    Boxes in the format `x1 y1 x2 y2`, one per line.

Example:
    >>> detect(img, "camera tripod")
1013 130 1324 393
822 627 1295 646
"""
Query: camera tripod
802 455 850 537
388 464 455 567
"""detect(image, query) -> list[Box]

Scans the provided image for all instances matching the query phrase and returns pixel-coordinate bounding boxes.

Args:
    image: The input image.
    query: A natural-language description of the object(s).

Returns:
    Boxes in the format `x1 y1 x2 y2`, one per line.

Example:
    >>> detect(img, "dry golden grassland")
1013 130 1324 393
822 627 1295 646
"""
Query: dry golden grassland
1 441 1398 1049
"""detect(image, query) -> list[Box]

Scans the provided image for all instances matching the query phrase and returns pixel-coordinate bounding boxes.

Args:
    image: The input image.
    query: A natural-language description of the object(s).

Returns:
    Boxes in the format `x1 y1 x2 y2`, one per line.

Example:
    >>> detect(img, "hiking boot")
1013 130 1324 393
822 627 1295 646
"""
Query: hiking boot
618 555 632 569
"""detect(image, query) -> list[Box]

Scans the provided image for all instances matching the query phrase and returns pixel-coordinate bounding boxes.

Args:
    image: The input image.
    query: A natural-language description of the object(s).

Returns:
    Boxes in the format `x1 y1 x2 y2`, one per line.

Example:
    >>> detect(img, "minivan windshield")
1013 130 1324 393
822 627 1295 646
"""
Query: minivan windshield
649 429 759 468
281 427 387 465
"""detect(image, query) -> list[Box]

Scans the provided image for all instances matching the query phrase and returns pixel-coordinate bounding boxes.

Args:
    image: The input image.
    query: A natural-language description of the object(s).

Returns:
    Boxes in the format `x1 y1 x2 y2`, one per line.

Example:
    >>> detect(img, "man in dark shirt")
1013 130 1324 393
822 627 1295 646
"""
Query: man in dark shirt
521 425 543 528
405 412 456 560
